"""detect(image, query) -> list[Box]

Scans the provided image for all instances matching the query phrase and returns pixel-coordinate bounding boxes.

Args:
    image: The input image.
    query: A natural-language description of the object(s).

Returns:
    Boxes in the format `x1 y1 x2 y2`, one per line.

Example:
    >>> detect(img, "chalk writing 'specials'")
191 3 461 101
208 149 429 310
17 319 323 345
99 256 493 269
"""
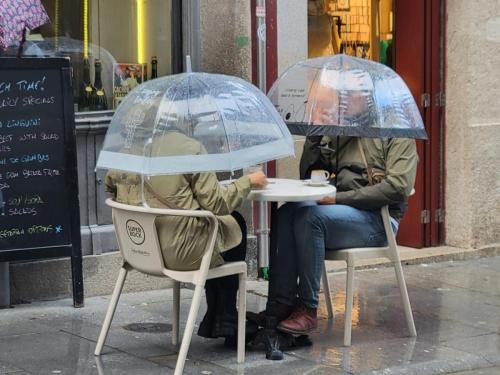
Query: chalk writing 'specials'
78 57 94 112
91 59 108 111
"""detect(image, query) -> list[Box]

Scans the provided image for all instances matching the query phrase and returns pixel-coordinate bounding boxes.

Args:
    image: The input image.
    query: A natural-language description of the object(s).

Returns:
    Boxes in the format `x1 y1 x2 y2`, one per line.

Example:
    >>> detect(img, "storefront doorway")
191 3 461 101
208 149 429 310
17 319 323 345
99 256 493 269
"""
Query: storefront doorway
306 0 445 248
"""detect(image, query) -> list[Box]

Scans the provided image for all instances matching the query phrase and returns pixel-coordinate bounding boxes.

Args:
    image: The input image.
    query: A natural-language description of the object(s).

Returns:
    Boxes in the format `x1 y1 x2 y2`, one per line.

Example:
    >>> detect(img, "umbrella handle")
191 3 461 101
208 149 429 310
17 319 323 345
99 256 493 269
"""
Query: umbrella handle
17 28 26 59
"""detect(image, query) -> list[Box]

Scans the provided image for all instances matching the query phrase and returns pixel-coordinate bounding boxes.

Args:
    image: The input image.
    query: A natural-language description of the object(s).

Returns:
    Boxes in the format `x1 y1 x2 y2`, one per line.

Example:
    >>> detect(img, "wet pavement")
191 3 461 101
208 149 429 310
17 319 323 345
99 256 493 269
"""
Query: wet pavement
0 256 499 374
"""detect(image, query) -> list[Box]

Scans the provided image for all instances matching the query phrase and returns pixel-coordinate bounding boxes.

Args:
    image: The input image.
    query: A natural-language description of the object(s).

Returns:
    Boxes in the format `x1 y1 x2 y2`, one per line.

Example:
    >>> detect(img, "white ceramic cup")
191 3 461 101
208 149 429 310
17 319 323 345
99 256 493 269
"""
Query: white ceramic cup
311 169 330 183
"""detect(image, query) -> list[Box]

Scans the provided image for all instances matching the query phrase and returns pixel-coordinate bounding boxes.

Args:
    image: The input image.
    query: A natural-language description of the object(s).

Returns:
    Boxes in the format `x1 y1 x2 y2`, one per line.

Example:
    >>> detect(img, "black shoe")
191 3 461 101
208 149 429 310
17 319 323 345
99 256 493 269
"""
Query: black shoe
223 320 259 349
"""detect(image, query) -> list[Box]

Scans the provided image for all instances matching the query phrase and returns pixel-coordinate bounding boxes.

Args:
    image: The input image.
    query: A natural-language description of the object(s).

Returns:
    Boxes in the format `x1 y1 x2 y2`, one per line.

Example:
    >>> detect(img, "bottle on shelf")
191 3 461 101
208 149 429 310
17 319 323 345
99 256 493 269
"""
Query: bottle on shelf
151 56 158 79
142 63 148 82
78 57 94 111
91 59 108 111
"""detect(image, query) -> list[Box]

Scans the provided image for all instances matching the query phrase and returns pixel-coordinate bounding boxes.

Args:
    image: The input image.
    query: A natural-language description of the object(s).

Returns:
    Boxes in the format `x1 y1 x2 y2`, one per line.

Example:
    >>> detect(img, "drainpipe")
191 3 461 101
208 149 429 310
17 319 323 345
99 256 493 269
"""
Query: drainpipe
255 0 269 276
257 0 267 92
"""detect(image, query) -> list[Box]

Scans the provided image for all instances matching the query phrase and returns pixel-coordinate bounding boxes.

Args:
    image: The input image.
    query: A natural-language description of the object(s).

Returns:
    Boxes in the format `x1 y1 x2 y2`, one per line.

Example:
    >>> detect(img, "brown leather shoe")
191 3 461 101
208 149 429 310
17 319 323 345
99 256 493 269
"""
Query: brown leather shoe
277 306 317 335
247 303 295 327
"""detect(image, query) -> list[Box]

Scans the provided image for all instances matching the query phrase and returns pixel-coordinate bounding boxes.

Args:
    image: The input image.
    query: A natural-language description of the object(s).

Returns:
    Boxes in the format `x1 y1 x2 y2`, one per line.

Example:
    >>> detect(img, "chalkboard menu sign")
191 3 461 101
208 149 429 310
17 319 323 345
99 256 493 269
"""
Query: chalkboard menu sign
0 58 83 307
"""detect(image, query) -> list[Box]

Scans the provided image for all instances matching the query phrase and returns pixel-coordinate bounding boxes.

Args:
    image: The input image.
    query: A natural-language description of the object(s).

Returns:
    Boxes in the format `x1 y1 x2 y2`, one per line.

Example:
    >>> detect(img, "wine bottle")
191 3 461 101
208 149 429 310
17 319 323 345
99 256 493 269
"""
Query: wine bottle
91 59 108 111
151 56 158 79
142 63 148 82
78 58 94 111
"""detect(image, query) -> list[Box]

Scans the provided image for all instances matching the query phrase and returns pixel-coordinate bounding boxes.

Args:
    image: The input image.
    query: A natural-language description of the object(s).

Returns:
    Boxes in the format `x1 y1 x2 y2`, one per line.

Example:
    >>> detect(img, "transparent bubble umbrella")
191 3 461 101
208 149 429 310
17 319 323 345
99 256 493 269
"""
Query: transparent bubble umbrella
268 54 427 139
96 72 295 175
21 37 117 102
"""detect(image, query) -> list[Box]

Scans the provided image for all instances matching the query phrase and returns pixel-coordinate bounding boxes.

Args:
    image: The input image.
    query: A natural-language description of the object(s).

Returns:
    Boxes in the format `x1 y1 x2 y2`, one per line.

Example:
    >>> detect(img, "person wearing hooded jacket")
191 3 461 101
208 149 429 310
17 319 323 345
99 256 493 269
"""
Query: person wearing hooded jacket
105 130 267 341
249 134 417 335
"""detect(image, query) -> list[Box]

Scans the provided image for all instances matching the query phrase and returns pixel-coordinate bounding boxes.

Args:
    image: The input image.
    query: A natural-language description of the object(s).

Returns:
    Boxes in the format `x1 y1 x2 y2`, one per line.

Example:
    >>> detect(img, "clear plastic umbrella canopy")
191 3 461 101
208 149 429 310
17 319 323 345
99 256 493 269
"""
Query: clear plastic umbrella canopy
20 37 117 103
96 73 295 175
268 54 427 139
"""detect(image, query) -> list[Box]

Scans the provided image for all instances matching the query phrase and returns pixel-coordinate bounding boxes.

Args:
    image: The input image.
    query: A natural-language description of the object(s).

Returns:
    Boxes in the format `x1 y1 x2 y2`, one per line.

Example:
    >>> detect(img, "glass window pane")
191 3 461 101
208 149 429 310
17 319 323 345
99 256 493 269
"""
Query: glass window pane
308 0 394 68
91 0 172 77
2 0 173 114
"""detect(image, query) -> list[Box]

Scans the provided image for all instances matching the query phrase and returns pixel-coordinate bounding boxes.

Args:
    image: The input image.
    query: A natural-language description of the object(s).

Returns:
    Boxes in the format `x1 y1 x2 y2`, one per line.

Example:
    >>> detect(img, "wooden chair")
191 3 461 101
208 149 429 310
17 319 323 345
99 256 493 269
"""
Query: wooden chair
94 199 246 375
322 202 417 346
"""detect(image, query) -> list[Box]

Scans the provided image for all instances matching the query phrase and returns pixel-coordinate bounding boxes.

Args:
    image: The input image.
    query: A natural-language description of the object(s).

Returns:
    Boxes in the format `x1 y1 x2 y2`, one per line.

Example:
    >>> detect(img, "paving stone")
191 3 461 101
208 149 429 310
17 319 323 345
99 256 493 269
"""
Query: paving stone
0 331 165 375
0 360 28 374
445 366 500 375
1 257 500 374
441 333 500 366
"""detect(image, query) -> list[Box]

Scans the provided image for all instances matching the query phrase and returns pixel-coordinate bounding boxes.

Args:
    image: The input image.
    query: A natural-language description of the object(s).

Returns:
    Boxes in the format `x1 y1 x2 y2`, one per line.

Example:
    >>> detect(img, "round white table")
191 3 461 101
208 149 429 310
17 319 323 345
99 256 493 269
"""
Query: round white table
248 178 336 202
246 178 336 273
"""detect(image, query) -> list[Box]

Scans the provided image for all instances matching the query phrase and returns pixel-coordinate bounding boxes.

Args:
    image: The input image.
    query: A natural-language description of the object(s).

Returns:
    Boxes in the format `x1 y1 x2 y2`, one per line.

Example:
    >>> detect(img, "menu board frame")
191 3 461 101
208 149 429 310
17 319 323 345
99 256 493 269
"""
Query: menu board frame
0 58 83 307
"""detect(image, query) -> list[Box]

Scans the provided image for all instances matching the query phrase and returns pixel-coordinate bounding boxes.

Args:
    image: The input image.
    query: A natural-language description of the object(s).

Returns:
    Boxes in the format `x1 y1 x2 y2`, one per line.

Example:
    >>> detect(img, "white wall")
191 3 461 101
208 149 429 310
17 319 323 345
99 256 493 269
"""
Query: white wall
446 0 500 249
199 0 252 80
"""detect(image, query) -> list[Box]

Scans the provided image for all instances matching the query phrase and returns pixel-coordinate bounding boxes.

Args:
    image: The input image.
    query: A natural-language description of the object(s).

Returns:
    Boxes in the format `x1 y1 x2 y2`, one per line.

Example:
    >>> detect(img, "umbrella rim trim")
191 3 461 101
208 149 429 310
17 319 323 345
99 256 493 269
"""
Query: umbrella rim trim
286 122 428 139
96 138 295 175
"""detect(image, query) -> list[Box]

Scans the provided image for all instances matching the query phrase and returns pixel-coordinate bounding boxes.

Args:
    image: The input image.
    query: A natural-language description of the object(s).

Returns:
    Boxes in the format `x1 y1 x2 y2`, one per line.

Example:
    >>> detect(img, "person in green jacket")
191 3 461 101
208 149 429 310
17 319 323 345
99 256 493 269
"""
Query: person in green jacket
105 129 267 341
254 134 417 335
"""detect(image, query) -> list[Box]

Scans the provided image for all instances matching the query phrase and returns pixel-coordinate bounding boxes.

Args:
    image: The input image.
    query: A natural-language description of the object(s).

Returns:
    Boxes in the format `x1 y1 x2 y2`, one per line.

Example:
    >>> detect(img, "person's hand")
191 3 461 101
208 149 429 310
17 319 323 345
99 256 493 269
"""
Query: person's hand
248 171 267 189
318 195 336 205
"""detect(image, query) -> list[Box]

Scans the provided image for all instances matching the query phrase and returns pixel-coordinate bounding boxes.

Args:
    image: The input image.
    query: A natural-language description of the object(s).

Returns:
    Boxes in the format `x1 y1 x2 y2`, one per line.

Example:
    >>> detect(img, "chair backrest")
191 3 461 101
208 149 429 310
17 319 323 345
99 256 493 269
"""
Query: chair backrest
106 198 218 279
382 188 416 262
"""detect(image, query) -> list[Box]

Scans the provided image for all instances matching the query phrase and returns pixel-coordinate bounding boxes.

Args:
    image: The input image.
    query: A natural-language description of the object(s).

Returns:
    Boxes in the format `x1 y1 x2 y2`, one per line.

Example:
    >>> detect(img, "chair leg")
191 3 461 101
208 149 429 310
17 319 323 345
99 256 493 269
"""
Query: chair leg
95 266 128 356
237 271 247 364
322 263 334 319
172 281 181 346
393 261 417 337
344 265 355 347
174 284 204 375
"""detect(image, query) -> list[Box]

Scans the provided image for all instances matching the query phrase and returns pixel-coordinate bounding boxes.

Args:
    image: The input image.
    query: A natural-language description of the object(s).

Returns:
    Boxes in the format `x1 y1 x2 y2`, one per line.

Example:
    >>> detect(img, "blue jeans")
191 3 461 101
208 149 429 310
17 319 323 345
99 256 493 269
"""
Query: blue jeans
267 202 398 309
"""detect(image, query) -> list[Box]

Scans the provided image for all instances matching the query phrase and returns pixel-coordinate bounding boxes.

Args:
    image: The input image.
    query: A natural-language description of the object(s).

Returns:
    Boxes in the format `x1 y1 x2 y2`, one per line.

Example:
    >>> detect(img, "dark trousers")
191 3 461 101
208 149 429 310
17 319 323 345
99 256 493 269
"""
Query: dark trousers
200 212 247 337
222 211 247 263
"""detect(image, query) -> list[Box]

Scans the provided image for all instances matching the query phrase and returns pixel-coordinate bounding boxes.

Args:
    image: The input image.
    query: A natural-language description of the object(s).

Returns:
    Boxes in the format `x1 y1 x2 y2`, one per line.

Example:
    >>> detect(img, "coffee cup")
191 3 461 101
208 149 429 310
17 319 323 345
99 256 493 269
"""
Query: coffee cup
311 169 330 183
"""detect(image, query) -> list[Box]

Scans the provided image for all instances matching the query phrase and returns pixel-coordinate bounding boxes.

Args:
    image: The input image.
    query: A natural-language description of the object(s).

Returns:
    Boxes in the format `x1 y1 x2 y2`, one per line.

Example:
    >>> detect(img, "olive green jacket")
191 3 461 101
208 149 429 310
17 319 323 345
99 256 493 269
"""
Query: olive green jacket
105 132 252 271
300 136 417 219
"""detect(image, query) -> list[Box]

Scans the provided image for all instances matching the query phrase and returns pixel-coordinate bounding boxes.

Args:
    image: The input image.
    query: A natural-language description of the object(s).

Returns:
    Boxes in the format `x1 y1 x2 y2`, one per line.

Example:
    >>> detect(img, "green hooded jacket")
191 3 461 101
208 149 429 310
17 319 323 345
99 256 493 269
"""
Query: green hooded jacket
299 136 418 219
105 131 251 271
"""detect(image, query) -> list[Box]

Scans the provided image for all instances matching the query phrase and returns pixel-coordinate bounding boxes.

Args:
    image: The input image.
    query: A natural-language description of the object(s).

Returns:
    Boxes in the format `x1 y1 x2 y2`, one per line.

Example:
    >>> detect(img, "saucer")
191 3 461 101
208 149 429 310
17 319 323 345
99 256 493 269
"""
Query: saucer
304 179 330 187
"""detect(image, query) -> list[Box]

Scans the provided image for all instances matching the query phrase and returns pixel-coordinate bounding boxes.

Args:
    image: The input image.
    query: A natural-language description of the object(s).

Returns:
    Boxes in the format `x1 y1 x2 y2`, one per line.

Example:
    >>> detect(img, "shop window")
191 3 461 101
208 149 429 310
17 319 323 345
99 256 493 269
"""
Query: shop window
2 0 174 114
308 0 394 67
